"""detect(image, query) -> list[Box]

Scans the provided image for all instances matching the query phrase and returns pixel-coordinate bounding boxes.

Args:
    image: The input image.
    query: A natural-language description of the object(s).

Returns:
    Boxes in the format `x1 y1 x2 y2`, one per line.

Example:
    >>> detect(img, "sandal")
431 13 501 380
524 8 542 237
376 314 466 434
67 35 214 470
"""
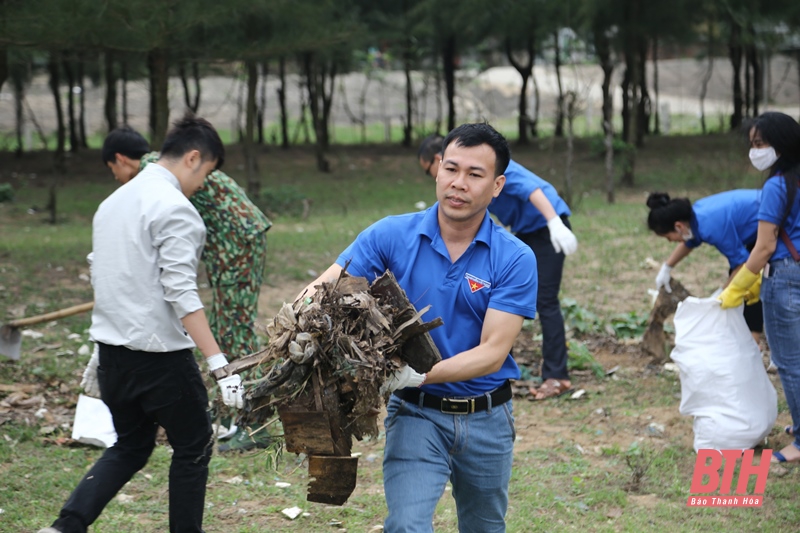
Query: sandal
785 425 794 436
530 378 573 401
772 444 800 464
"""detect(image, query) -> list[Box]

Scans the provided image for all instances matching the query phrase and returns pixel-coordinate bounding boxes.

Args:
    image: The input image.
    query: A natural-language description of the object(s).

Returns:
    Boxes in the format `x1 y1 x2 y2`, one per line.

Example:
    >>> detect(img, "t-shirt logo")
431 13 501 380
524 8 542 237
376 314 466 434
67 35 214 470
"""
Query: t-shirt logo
465 273 491 293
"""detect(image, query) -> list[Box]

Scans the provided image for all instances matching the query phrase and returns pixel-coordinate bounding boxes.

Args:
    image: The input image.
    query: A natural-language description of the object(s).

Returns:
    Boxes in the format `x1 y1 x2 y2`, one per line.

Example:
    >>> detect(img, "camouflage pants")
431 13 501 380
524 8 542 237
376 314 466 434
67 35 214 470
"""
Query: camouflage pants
207 232 267 358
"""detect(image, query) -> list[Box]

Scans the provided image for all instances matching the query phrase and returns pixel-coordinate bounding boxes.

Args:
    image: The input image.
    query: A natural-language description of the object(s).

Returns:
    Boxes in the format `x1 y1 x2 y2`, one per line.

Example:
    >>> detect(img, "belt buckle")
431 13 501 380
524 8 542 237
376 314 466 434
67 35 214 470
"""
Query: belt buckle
441 398 474 414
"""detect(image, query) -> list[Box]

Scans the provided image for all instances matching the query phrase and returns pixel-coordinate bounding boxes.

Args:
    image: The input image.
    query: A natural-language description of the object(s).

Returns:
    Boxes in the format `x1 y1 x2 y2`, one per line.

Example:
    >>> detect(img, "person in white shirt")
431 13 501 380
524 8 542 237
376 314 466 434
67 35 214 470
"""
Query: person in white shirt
39 115 242 533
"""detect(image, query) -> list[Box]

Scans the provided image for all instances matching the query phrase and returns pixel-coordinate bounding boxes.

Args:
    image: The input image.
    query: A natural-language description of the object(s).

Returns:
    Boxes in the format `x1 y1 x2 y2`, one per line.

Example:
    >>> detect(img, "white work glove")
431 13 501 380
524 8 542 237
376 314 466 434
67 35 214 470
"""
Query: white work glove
207 353 244 409
546 217 578 256
381 365 427 395
655 263 673 293
80 344 101 398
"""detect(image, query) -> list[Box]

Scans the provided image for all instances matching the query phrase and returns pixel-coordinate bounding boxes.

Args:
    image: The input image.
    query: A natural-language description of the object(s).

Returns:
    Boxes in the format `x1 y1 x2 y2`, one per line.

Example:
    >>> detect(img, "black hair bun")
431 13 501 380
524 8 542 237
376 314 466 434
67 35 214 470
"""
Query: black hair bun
646 192 671 209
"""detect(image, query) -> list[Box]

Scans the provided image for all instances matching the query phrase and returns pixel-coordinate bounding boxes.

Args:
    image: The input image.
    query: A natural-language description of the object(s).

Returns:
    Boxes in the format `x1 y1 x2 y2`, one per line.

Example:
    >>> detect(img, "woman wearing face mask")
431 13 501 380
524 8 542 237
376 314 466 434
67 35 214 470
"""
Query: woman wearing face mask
719 111 800 464
646 190 763 342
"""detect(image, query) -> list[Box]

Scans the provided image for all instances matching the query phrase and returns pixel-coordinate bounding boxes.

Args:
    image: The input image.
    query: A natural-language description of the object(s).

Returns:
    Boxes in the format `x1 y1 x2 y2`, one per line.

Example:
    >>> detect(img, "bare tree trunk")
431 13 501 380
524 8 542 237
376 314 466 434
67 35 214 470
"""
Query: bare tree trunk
277 56 289 149
48 52 66 159
621 0 639 187
604 120 615 203
120 57 128 124
0 49 7 93
728 16 743 130
148 49 170 150
244 59 260 197
63 54 79 152
506 37 534 145
744 49 751 118
304 52 331 172
77 54 88 147
257 60 268 144
104 51 117 132
402 40 414 147
747 32 760 117
595 27 614 136
531 68 540 137
441 36 457 132
553 30 564 137
652 36 660 135
179 60 201 113
12 68 23 157
699 15 715 134
636 35 650 146
434 59 443 134
564 92 576 207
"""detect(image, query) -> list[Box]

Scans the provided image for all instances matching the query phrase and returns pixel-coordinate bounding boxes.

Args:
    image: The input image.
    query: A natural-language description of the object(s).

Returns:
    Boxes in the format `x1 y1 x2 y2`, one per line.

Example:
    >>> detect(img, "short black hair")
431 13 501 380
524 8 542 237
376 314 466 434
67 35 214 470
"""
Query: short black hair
160 113 225 170
646 192 692 235
441 123 510 177
102 126 150 165
418 134 444 163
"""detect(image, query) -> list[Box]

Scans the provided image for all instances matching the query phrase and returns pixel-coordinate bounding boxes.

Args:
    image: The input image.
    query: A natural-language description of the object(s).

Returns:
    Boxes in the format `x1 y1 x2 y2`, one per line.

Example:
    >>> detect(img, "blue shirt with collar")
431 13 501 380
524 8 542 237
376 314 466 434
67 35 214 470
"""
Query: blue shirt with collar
758 176 800 261
489 159 571 234
336 203 538 397
684 189 760 269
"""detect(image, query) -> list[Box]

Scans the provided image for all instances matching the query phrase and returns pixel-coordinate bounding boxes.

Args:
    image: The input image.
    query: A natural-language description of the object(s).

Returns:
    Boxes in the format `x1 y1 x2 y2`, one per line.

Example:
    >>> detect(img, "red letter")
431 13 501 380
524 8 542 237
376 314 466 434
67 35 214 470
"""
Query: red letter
719 449 743 494
736 449 771 495
690 449 722 493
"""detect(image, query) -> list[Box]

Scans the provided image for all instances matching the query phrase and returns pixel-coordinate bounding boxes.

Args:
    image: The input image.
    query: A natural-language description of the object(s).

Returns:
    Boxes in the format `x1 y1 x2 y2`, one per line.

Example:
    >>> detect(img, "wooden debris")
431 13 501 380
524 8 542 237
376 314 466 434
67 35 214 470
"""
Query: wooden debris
640 278 691 362
236 268 442 505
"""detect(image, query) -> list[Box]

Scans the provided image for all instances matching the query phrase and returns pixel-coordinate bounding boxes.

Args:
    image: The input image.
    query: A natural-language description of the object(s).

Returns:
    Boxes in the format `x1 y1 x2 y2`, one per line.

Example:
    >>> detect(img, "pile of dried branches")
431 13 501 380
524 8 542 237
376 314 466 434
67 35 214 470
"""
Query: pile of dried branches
239 269 441 448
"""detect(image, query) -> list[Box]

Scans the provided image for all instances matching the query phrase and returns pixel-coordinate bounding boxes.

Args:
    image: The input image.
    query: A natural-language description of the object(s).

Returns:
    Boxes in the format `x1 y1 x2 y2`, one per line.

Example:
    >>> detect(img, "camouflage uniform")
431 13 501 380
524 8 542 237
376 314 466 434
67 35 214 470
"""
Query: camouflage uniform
140 153 271 358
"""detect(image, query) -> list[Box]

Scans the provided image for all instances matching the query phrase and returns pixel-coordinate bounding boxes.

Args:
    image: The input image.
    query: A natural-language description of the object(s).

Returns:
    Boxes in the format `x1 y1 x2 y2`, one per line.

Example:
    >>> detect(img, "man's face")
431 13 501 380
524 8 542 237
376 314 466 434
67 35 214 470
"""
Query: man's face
419 154 441 179
435 141 504 226
107 154 139 184
182 150 216 197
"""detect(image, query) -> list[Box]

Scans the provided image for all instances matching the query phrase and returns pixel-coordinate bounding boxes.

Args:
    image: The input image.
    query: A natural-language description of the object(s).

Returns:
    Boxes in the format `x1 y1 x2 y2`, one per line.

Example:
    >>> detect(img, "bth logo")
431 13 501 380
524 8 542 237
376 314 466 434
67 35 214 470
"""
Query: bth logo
687 449 771 507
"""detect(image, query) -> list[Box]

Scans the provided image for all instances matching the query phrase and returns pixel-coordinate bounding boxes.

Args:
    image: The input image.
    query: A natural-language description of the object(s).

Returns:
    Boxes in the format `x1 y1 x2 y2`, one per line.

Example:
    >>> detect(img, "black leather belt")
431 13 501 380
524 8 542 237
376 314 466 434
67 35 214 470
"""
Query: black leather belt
393 381 512 414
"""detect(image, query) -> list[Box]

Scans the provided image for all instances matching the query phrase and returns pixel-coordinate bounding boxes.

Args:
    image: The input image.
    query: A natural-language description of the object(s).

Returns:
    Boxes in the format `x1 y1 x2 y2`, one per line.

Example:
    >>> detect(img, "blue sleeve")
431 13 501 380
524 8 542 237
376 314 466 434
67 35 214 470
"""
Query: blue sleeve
713 218 750 268
488 247 538 319
335 220 391 281
758 177 786 226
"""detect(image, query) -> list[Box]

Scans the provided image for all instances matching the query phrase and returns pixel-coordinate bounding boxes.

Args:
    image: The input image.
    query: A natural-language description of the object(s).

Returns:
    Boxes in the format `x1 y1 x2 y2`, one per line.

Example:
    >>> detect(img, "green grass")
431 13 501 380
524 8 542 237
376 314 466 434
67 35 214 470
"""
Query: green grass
0 133 795 532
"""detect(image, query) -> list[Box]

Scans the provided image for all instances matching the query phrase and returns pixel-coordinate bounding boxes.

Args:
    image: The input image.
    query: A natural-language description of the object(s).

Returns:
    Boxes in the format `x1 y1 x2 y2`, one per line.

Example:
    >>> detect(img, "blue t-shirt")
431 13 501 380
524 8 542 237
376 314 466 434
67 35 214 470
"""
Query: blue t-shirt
758 176 800 261
336 204 538 397
488 159 571 234
684 189 760 269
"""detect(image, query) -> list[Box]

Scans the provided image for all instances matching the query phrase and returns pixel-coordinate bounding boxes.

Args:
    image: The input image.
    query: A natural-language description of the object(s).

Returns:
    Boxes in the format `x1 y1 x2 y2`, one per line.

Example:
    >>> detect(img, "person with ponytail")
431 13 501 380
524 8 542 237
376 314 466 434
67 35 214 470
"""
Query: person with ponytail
646 190 763 341
719 111 800 464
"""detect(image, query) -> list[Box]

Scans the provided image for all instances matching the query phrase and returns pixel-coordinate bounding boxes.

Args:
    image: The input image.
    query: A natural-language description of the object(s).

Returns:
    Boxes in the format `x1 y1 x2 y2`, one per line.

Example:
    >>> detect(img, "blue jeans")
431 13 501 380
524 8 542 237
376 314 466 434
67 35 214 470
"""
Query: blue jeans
382 394 516 533
762 258 800 449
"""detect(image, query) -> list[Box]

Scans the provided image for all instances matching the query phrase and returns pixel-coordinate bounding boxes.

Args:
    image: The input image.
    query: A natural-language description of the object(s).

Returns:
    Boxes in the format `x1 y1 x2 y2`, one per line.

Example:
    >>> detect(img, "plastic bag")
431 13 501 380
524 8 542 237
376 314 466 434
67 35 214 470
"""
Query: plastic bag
670 296 776 451
71 394 117 448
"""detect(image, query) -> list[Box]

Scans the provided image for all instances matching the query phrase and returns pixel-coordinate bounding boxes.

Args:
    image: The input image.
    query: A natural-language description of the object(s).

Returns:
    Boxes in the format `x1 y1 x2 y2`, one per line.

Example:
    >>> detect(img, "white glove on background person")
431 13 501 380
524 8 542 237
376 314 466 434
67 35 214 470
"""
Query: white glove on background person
655 263 673 293
546 217 578 256
80 344 101 398
207 353 244 409
381 365 427 395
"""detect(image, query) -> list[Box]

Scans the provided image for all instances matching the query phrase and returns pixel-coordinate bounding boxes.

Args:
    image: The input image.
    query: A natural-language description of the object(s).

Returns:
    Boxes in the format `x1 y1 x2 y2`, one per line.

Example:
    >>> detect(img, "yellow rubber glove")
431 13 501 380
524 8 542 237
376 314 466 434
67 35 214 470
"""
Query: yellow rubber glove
718 266 760 309
742 270 762 305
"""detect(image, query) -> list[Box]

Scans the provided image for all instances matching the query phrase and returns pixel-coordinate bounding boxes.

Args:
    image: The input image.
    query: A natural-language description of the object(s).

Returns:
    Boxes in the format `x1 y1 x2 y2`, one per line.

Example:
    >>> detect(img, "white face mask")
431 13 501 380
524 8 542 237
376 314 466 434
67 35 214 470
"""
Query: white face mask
749 147 779 171
681 229 694 242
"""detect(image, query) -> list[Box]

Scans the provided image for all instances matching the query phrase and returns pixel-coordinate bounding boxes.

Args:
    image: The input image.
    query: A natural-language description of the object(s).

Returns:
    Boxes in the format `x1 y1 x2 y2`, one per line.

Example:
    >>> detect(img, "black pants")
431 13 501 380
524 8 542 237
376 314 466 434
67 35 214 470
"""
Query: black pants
52 345 213 533
516 216 570 381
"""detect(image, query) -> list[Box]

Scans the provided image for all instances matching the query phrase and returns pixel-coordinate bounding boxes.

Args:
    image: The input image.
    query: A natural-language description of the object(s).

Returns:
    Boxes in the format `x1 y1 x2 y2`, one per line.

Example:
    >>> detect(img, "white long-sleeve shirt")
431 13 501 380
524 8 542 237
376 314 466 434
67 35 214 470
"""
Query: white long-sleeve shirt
89 164 206 352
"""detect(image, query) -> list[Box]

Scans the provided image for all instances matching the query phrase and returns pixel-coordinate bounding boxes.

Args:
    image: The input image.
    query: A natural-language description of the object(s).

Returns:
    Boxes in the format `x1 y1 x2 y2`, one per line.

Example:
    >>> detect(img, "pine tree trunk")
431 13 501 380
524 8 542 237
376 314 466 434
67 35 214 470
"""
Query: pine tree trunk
104 51 117 132
553 30 564 138
48 52 66 159
244 59 260 196
148 49 170 150
63 54 79 152
441 36 456 132
728 17 743 130
278 56 289 149
506 37 534 145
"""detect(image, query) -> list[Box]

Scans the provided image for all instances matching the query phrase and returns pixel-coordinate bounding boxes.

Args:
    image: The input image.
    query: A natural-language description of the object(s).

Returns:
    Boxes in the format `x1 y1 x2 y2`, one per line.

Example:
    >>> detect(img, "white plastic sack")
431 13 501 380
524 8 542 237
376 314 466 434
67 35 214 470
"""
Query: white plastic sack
71 394 117 448
669 296 777 452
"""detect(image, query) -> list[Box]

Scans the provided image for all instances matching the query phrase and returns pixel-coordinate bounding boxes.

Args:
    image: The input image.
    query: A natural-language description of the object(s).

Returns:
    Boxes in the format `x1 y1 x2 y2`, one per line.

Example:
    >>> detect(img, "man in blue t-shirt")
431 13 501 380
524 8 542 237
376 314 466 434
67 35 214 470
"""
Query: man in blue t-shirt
304 123 537 532
419 135 578 401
